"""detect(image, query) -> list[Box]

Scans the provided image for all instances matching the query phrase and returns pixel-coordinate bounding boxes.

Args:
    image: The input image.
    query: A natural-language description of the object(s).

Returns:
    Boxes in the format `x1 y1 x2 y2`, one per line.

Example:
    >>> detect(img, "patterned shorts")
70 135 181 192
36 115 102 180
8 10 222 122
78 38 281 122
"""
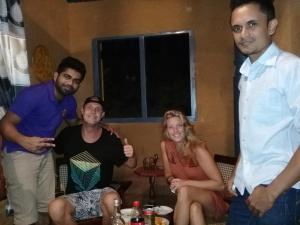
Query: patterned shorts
65 187 115 220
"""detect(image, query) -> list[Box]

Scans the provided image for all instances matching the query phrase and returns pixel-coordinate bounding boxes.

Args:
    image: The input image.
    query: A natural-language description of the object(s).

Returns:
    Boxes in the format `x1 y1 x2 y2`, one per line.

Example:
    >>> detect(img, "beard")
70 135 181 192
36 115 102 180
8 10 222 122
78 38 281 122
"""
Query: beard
55 82 76 97
237 40 253 53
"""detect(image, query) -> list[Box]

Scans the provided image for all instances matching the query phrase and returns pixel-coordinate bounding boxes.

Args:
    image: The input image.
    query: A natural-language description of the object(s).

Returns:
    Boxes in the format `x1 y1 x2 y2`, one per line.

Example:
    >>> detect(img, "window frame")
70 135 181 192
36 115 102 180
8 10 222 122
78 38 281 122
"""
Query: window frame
92 30 197 123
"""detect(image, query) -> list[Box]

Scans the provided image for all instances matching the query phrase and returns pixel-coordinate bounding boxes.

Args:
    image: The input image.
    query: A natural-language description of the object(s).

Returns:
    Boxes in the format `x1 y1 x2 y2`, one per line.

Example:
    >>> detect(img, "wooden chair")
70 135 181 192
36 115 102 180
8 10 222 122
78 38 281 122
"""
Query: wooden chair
55 157 132 225
208 154 237 225
214 154 237 186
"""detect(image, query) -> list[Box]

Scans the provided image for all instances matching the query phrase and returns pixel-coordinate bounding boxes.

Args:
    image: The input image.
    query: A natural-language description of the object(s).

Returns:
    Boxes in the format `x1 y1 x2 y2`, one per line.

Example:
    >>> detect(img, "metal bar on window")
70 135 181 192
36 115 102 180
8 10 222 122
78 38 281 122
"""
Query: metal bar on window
139 36 147 119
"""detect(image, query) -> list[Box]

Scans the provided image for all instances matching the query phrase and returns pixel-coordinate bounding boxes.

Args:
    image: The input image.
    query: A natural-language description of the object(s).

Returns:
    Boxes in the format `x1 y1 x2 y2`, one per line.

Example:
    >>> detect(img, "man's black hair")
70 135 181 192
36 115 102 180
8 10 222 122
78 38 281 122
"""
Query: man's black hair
56 56 86 81
230 0 275 21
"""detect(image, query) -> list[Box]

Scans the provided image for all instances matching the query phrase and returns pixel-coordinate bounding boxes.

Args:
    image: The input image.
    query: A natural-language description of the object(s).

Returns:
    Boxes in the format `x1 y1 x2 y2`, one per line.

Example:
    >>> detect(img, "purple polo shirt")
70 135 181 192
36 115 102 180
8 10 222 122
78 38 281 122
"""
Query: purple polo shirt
4 80 77 153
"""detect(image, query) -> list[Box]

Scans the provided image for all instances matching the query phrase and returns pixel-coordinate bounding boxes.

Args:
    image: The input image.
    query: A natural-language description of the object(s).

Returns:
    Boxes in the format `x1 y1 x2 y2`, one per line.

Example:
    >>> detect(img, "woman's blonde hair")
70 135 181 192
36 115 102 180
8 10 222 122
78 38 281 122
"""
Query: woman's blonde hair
162 110 202 154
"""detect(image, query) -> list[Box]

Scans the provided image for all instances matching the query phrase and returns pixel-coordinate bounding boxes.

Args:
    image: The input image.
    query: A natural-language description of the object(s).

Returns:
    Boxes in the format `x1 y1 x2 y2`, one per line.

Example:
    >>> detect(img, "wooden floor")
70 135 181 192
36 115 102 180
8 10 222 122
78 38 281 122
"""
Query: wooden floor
0 200 13 225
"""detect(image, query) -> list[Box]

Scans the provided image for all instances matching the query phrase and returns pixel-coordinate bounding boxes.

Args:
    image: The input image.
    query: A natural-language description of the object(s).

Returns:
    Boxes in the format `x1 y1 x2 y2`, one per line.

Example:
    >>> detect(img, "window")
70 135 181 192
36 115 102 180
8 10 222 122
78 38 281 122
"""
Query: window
92 31 196 122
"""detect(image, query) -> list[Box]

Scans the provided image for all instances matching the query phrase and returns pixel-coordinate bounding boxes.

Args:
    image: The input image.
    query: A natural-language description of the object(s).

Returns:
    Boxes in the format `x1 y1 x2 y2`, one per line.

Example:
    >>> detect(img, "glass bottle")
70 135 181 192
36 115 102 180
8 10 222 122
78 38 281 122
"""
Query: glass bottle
130 201 145 225
143 208 155 225
111 199 125 225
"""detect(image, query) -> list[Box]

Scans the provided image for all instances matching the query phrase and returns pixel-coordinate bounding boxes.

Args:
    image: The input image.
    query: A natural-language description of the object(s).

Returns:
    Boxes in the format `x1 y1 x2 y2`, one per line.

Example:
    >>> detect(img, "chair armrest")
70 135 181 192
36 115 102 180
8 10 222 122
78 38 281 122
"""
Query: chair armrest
214 154 237 165
109 180 132 200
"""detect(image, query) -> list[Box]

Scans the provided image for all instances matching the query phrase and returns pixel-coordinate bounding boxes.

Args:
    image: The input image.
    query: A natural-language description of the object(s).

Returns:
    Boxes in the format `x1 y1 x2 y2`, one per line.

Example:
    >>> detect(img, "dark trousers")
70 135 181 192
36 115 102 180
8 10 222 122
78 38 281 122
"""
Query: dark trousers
227 187 300 225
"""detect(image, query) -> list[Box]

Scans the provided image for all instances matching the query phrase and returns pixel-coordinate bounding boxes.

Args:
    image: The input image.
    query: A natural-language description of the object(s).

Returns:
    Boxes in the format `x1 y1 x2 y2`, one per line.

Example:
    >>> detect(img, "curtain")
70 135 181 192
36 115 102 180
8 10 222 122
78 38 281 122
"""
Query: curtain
0 0 30 118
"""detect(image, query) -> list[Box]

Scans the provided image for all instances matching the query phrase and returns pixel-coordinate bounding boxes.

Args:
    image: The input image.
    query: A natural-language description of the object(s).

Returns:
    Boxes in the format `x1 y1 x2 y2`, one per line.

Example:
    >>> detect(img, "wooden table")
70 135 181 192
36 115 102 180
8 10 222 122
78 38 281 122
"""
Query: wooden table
134 166 164 204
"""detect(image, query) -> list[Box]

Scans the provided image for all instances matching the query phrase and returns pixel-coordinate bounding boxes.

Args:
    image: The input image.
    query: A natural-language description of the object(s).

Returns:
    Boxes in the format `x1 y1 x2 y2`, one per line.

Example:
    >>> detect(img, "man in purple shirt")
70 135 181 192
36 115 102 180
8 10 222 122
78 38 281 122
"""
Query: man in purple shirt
0 56 86 225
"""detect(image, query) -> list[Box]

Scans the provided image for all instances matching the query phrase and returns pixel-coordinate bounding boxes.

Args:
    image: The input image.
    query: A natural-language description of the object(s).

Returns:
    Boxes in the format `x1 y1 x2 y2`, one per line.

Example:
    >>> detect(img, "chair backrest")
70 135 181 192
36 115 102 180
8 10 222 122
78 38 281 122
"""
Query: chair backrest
214 154 237 184
58 164 68 193
55 157 68 194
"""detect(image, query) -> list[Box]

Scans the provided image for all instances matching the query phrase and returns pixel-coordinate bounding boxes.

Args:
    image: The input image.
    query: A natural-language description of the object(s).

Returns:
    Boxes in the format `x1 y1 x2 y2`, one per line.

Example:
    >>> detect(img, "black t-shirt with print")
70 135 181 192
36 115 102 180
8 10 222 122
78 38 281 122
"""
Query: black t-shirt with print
54 125 127 194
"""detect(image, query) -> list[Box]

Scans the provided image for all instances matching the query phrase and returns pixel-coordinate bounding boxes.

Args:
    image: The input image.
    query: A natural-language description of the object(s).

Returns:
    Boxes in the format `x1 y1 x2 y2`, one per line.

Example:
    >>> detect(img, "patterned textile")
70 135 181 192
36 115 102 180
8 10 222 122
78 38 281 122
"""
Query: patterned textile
54 126 127 193
70 151 101 192
65 187 115 220
0 0 29 115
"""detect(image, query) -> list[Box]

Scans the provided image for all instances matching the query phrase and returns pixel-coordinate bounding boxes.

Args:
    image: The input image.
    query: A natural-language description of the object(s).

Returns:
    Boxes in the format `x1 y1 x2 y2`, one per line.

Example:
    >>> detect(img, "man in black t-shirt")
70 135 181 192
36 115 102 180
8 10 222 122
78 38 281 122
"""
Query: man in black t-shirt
48 96 137 225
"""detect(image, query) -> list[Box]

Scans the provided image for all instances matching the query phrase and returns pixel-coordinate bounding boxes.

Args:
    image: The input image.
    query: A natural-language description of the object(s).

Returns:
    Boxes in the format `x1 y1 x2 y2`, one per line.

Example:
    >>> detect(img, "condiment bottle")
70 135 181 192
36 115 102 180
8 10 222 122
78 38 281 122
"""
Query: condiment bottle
130 201 145 225
111 199 125 225
143 208 155 225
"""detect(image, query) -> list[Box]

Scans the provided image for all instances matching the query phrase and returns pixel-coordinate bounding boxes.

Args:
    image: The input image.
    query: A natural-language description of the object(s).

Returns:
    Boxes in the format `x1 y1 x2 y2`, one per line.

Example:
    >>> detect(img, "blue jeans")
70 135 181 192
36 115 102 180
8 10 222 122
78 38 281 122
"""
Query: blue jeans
227 187 300 225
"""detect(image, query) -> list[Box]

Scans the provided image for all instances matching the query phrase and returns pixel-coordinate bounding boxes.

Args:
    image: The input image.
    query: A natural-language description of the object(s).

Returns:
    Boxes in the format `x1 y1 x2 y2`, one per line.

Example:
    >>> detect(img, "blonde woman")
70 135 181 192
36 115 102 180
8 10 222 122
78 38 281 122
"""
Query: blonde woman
160 110 228 225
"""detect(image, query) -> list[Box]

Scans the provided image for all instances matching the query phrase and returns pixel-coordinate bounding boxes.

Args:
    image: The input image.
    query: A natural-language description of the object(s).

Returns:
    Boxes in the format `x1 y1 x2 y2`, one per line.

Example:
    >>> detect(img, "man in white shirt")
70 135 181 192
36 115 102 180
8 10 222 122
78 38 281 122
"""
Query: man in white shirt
227 0 300 224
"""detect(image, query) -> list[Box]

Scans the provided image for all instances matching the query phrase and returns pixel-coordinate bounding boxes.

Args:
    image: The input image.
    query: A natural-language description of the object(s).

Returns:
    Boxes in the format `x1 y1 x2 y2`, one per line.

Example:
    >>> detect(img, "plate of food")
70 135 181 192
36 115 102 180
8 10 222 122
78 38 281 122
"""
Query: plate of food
155 216 169 225
153 206 173 215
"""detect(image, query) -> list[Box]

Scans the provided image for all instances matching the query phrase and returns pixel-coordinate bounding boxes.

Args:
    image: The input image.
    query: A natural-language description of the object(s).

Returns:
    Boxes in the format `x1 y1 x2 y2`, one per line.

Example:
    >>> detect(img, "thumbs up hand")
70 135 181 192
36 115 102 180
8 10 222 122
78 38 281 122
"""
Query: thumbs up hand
123 138 134 158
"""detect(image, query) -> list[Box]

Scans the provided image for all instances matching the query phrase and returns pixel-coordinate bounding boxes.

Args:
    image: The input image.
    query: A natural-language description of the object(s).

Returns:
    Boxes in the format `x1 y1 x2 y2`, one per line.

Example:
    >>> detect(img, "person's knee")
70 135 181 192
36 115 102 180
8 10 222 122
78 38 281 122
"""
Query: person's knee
48 198 67 221
177 186 190 202
101 191 120 214
190 202 202 214
102 191 120 206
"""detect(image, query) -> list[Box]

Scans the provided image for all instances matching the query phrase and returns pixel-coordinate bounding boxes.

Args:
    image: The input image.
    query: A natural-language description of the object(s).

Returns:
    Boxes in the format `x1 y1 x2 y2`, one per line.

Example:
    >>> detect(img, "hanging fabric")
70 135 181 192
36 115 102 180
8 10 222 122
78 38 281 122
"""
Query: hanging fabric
0 0 30 118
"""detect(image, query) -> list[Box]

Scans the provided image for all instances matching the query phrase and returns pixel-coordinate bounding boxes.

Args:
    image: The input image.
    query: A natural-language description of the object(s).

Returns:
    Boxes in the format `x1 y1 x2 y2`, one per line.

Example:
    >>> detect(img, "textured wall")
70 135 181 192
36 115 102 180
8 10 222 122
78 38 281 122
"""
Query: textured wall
274 0 300 55
65 0 235 158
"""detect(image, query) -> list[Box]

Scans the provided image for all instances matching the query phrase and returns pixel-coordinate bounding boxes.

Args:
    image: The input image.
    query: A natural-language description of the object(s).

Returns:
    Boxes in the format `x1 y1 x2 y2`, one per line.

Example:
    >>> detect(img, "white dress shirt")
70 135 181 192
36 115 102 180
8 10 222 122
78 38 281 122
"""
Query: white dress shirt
234 43 300 194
